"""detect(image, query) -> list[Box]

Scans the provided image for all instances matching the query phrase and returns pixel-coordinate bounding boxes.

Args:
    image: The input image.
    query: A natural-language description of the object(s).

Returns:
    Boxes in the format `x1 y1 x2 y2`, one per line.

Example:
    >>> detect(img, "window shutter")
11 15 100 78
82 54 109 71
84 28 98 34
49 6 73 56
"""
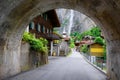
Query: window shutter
41 25 44 33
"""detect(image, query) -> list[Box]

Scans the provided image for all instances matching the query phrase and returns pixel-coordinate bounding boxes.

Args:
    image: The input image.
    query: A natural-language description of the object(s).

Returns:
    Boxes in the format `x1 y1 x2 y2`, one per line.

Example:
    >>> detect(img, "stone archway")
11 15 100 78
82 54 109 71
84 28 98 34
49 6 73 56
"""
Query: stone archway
0 0 120 80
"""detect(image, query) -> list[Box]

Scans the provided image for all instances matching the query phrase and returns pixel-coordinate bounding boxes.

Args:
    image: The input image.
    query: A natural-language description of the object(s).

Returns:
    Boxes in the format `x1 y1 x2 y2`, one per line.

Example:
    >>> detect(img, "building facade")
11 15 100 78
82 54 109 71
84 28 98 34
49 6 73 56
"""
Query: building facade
27 10 62 56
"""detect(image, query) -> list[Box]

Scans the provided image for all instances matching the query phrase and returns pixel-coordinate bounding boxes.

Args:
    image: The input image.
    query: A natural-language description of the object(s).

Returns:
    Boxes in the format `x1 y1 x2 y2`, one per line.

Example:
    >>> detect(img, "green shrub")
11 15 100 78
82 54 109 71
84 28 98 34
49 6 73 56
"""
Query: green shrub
94 37 104 45
90 27 101 37
81 45 88 53
70 43 75 48
22 32 34 42
30 39 43 52
39 38 48 46
69 38 75 48
70 26 101 42
22 32 48 54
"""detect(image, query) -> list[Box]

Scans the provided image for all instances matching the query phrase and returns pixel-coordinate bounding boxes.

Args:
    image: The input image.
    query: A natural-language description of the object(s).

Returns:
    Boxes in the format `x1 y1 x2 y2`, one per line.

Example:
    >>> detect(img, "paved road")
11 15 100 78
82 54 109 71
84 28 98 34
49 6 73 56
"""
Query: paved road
6 51 106 80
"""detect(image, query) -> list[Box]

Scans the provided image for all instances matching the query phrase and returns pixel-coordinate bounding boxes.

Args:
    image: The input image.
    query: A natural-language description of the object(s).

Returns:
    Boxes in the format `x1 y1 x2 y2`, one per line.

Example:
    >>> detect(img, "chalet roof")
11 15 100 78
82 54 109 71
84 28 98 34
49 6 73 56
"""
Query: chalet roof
53 32 63 39
45 10 60 27
47 33 63 40
80 40 94 45
29 30 62 40
88 42 104 46
64 37 70 41
80 41 103 46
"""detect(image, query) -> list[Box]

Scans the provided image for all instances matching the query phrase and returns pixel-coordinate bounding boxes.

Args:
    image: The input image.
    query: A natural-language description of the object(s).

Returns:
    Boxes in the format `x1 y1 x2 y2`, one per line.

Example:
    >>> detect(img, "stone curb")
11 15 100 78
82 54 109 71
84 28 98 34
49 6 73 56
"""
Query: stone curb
81 54 107 75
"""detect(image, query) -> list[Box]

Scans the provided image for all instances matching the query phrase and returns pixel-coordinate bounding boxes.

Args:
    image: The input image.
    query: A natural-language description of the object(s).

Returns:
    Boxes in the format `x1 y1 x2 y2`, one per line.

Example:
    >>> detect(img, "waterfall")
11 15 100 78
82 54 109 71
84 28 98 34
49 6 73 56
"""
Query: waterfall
56 9 95 35
68 10 74 35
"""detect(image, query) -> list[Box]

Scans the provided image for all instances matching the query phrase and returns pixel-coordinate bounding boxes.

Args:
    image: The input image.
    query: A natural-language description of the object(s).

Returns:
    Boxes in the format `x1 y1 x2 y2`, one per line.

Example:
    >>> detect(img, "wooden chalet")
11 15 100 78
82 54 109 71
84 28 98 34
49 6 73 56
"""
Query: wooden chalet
29 9 61 40
28 9 62 56
79 35 104 57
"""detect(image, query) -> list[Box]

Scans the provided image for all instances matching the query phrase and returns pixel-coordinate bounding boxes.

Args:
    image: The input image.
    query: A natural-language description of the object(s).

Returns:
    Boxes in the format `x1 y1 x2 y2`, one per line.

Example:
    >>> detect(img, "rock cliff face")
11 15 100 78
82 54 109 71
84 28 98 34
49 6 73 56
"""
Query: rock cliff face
56 9 96 35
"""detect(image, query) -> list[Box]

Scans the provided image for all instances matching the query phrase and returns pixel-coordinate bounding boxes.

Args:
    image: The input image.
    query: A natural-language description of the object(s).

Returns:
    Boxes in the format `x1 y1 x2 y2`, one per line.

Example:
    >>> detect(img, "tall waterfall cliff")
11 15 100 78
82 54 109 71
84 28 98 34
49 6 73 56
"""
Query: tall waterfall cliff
55 9 96 35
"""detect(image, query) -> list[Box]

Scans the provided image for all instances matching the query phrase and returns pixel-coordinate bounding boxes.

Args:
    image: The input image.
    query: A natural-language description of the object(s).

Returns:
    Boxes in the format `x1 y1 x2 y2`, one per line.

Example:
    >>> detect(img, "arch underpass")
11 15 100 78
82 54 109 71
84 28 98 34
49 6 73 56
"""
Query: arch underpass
0 0 120 80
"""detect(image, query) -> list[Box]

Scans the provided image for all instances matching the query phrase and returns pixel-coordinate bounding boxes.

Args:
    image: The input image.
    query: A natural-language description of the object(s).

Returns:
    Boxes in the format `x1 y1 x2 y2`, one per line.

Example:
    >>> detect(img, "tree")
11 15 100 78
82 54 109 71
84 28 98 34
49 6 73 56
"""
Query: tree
69 38 75 48
81 45 88 53
94 37 104 45
90 26 101 37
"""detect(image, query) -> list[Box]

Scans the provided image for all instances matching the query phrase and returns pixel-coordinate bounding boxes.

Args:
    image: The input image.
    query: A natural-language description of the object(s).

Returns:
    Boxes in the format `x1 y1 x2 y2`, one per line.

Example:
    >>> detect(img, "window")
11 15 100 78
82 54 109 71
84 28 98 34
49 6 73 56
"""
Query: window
43 14 47 20
43 26 45 33
41 25 45 33
36 23 41 32
29 22 34 29
41 25 43 33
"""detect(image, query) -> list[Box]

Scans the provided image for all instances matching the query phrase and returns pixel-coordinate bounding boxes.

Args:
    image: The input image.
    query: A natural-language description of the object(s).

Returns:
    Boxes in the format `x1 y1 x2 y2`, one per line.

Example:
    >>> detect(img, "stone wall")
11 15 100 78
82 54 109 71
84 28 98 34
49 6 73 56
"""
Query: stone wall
20 42 30 71
0 0 120 80
6 41 48 78
20 42 48 70
29 50 48 68
0 39 21 79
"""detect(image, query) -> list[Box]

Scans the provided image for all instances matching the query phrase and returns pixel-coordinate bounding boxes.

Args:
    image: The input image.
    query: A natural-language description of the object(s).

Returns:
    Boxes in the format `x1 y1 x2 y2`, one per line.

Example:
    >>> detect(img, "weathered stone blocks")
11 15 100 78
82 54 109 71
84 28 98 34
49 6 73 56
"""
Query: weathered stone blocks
0 0 120 80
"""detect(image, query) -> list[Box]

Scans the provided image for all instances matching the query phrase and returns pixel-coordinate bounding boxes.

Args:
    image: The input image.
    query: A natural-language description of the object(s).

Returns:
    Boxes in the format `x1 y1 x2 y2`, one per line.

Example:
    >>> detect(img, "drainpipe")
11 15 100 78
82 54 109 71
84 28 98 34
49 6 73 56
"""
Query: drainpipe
58 45 60 56
50 41 53 56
